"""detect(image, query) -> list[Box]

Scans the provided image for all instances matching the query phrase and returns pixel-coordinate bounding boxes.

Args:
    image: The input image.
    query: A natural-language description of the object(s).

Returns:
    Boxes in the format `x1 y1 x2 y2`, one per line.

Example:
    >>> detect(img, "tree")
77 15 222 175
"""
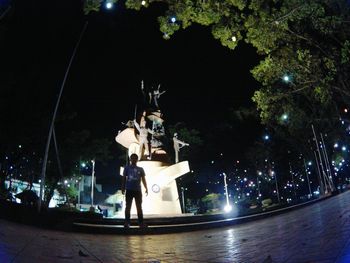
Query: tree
42 130 113 207
201 192 221 212
84 0 350 141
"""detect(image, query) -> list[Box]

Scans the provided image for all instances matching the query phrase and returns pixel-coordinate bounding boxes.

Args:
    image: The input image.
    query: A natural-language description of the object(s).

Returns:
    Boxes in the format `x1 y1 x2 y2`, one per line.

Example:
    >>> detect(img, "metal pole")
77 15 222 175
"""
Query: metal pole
0 5 11 20
38 22 88 211
313 150 324 195
320 133 334 191
256 173 261 198
311 124 328 194
181 187 185 213
223 173 229 206
90 159 95 210
303 159 312 198
274 172 281 203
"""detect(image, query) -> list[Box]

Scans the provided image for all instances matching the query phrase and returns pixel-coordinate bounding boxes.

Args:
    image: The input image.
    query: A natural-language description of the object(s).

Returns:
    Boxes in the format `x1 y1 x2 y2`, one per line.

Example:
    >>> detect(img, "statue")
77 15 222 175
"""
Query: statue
115 82 190 216
173 133 189 163
151 84 166 109
133 117 153 160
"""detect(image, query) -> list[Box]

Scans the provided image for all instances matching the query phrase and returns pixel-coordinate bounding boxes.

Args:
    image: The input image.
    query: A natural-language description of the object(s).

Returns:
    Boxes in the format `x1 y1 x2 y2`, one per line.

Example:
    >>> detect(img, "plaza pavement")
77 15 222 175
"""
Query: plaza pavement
1 191 350 263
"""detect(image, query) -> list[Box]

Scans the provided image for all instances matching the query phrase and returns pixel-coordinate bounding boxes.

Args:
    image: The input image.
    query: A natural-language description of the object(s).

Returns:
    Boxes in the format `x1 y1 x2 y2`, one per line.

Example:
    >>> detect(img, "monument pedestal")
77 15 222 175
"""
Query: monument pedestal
120 160 190 215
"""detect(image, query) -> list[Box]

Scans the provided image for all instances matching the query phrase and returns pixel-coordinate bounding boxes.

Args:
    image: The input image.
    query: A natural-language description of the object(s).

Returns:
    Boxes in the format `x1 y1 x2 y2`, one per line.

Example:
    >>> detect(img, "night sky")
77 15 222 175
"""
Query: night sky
1 0 262 193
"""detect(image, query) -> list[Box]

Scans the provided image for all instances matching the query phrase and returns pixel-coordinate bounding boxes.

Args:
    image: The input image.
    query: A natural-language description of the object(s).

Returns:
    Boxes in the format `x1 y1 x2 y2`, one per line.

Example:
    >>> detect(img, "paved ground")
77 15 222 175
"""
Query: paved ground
1 191 350 263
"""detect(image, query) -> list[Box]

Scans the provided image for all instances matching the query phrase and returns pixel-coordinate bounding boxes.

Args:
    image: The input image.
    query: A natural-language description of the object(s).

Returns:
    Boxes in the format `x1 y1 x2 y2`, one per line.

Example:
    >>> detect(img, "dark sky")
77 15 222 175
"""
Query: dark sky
1 0 262 192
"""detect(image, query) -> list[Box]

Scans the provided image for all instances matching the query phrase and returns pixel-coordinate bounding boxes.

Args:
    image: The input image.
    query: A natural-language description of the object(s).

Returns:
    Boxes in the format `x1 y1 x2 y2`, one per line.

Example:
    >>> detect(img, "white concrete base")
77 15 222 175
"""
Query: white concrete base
120 160 190 216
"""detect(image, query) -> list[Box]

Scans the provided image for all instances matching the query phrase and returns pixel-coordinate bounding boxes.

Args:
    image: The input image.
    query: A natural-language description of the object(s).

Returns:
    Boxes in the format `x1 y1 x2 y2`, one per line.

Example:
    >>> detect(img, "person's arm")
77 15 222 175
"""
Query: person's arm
133 119 140 132
141 173 148 196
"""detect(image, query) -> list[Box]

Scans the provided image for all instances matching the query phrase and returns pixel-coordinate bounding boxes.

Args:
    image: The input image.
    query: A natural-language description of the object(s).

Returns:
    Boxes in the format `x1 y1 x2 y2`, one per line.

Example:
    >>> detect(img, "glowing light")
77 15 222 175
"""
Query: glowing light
282 114 288 120
141 0 146 5
231 36 236 42
264 135 269 140
224 204 232 213
342 146 347 151
334 143 339 148
282 74 290 82
170 16 176 23
105 2 113 9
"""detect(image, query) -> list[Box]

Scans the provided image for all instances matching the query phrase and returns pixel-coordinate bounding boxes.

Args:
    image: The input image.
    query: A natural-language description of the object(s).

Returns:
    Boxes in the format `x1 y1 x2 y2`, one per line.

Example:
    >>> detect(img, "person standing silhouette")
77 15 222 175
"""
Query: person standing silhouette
121 153 148 228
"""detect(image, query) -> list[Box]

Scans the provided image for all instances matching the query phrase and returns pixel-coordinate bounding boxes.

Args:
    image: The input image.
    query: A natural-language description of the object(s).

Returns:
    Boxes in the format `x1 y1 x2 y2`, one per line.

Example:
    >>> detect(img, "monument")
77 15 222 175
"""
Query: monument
115 81 190 215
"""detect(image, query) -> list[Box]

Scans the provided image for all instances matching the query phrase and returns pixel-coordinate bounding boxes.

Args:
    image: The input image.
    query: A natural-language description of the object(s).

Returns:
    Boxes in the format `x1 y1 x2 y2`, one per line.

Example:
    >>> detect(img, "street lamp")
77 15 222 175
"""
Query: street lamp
181 187 186 213
303 159 312 198
90 159 95 212
223 173 232 212
256 171 262 198
271 170 280 203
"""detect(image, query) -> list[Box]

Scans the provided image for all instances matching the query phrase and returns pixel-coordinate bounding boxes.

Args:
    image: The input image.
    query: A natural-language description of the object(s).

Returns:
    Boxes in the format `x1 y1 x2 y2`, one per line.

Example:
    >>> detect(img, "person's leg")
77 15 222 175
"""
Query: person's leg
124 191 133 227
134 191 144 226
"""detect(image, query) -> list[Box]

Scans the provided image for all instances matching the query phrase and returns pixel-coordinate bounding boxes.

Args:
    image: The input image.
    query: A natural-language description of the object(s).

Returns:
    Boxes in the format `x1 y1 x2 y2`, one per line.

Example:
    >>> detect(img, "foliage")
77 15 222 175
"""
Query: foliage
82 0 350 192
201 192 221 210
83 0 350 141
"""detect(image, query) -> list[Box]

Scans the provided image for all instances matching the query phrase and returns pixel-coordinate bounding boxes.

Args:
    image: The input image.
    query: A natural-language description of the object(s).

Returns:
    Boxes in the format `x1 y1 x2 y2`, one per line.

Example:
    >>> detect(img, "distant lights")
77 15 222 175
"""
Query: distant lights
231 36 237 42
141 0 146 5
170 16 177 23
334 143 339 148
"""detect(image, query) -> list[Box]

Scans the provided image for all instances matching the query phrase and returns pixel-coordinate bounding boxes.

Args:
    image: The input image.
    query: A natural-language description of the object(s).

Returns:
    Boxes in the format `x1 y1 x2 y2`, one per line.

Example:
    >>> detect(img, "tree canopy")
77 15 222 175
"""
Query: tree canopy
85 0 350 139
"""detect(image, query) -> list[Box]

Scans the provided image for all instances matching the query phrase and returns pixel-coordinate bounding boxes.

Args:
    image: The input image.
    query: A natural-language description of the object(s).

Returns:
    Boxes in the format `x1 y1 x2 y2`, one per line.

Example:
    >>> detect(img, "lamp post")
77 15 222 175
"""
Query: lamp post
181 187 185 213
257 171 262 199
90 159 95 211
271 170 280 203
303 159 312 198
223 173 231 212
